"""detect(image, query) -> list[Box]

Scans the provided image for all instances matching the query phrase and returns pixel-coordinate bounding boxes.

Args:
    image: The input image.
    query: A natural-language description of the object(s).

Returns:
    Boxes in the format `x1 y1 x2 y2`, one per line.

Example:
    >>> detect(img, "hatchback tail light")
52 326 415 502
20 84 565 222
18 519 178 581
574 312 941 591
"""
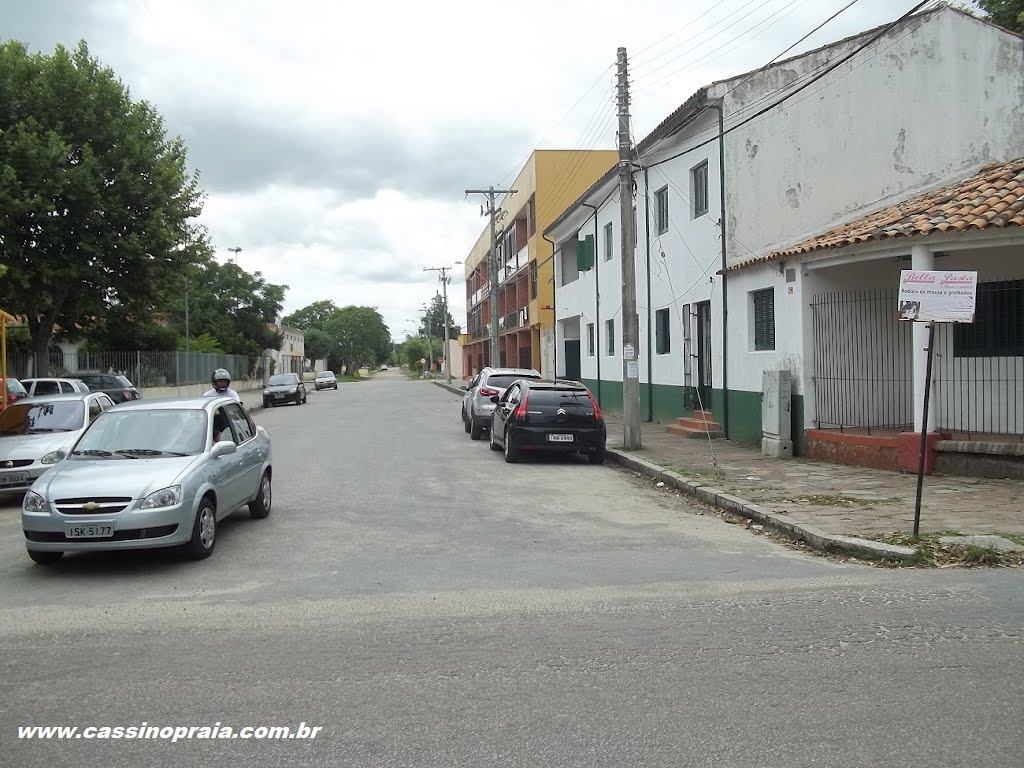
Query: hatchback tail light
587 391 603 421
513 390 530 419
479 387 498 397
123 390 138 401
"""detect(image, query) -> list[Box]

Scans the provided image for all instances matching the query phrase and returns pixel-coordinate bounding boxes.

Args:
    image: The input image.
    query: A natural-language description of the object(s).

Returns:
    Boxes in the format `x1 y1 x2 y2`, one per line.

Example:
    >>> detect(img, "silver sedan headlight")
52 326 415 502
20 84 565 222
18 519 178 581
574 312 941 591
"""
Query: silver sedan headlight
140 485 182 510
40 450 65 465
23 491 48 514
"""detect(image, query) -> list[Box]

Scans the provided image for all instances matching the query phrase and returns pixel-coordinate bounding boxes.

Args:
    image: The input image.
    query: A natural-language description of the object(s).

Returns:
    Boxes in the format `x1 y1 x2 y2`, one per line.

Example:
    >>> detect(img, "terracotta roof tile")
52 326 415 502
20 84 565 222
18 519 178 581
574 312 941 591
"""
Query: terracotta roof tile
729 158 1024 271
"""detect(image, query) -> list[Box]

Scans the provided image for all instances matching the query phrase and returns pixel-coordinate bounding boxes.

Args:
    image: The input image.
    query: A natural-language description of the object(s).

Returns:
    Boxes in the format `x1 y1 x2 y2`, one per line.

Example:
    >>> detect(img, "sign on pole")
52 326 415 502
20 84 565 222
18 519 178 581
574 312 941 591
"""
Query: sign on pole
895 269 978 539
897 270 978 323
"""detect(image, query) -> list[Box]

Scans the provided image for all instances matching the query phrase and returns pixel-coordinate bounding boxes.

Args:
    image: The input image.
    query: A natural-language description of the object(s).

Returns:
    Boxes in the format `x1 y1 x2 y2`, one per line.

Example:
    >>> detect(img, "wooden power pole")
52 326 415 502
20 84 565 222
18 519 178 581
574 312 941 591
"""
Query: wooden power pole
617 47 641 449
466 186 516 367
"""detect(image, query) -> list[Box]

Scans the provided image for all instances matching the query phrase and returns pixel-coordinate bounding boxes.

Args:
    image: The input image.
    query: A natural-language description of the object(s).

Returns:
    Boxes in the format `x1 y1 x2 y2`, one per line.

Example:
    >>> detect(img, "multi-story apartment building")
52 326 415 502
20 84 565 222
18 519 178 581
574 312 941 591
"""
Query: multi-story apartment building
461 150 617 378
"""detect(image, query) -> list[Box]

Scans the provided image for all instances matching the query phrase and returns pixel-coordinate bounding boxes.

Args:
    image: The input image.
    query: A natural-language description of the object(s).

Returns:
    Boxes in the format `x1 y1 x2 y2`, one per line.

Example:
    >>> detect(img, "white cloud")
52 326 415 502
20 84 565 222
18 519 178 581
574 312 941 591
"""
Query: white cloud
2 0 920 342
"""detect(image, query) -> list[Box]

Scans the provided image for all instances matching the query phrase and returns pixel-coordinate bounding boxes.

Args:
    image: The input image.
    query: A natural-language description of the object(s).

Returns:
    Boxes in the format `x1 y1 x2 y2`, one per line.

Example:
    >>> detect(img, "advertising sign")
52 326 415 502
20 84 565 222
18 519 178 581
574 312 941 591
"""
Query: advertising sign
897 270 978 323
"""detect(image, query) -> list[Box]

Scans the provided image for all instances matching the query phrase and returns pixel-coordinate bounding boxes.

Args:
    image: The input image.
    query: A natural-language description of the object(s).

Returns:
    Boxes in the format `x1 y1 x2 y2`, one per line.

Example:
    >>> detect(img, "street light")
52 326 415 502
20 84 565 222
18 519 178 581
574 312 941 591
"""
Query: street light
228 246 243 263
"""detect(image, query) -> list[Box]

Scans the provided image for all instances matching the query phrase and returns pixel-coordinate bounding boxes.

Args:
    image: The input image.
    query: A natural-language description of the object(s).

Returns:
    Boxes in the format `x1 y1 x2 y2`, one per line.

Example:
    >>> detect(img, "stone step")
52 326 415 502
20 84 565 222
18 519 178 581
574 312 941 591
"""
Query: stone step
674 416 723 432
692 409 715 421
667 423 723 439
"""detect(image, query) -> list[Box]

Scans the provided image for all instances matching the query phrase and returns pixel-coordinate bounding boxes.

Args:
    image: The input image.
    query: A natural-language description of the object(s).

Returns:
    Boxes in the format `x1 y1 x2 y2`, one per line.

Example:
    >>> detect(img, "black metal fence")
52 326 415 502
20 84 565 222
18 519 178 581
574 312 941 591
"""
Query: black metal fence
934 278 1024 441
811 289 913 432
3 349 271 397
811 284 1024 440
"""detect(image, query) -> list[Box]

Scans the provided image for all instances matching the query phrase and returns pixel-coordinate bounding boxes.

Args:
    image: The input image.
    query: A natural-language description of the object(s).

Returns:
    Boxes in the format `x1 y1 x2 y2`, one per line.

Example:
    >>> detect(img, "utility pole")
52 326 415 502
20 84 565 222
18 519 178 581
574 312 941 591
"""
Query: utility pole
421 307 433 376
617 46 641 449
424 266 454 384
465 186 516 367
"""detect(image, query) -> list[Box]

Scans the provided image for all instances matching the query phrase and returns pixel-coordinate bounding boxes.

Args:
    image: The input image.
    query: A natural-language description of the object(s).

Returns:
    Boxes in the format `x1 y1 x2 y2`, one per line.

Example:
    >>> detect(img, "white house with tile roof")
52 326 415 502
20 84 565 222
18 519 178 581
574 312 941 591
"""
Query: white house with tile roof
546 5 1024 474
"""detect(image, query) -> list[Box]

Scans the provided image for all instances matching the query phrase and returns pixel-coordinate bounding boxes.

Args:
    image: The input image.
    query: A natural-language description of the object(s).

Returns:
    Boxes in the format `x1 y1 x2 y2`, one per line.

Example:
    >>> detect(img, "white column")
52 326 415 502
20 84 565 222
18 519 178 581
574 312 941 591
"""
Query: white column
910 244 935 432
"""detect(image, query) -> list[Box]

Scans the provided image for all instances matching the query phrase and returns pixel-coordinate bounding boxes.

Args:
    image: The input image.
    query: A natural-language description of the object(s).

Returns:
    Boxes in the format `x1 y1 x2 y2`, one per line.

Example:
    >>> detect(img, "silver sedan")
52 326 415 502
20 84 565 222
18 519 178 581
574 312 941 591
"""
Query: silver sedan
0 392 117 494
21 396 273 565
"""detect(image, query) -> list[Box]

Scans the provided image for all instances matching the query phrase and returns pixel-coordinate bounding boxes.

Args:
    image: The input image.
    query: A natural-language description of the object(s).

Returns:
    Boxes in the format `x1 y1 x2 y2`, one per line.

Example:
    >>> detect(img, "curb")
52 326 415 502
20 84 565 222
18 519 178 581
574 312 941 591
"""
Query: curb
605 448 917 563
433 380 465 396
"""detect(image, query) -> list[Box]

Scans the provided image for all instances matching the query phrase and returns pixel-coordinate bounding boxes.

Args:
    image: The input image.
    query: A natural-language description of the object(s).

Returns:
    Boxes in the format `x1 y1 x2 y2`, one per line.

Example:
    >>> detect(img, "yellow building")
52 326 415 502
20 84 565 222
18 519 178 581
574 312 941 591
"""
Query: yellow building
461 149 617 378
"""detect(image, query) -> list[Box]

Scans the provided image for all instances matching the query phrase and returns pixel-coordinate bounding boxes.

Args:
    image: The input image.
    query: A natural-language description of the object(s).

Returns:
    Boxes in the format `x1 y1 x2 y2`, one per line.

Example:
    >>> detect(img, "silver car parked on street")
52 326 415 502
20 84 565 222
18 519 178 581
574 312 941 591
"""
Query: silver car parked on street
0 392 117 494
21 396 273 565
461 367 541 440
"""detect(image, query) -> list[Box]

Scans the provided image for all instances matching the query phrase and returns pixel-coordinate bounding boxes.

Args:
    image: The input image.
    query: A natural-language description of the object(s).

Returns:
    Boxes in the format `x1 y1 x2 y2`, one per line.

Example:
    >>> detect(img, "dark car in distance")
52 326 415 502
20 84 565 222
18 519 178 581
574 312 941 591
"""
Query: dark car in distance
75 373 141 403
262 373 307 407
488 379 606 464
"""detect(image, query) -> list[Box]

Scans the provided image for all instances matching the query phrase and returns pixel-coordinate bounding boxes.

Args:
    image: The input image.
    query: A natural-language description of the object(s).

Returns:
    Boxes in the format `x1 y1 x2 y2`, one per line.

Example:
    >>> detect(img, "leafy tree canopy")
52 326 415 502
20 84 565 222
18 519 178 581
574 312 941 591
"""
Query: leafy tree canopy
419 293 460 339
0 40 208 370
162 260 287 361
282 300 340 331
974 0 1024 32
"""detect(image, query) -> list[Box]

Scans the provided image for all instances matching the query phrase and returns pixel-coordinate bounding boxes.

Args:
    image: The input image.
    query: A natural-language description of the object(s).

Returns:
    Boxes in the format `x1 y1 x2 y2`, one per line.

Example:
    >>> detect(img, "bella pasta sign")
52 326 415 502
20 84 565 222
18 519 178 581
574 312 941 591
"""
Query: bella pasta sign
897 270 978 323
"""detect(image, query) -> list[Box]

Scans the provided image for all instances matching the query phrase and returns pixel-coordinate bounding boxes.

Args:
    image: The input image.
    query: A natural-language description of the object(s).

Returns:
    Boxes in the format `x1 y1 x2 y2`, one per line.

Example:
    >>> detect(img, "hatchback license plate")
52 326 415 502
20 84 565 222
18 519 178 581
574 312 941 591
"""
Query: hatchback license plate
65 521 115 539
275 393 285 399
0 471 28 486
547 433 574 443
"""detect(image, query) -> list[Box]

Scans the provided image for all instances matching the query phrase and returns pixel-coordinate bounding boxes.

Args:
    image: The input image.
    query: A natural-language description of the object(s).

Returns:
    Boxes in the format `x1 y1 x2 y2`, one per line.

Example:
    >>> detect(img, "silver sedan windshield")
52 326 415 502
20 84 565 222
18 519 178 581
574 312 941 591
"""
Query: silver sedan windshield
73 409 207 456
0 401 85 435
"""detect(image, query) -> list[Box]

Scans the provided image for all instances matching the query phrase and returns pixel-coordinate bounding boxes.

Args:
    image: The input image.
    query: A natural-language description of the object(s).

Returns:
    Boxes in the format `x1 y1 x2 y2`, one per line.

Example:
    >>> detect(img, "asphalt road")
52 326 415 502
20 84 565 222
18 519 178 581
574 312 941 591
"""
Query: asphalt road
1 370 1021 767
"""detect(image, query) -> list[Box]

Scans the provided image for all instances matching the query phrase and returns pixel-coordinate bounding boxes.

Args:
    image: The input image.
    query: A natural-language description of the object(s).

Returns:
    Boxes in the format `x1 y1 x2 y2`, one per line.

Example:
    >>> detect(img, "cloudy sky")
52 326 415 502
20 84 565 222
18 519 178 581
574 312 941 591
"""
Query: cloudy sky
2 0 931 340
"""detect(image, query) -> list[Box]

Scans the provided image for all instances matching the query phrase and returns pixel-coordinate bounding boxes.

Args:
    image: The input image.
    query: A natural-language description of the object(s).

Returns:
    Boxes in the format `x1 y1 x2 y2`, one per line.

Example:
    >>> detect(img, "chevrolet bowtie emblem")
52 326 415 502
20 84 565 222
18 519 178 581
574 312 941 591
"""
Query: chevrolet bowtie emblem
83 501 98 512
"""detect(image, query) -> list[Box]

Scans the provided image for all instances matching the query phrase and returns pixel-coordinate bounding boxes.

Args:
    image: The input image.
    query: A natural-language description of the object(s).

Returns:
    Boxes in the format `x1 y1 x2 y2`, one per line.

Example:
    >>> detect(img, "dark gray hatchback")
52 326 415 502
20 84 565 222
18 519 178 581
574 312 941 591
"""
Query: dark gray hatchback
488 379 606 464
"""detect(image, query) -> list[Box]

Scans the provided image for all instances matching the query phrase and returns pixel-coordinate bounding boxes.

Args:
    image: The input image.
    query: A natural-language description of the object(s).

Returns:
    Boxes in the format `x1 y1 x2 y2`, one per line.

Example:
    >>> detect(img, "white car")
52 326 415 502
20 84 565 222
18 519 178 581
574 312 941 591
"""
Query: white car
0 392 117 493
314 371 338 390
20 378 91 396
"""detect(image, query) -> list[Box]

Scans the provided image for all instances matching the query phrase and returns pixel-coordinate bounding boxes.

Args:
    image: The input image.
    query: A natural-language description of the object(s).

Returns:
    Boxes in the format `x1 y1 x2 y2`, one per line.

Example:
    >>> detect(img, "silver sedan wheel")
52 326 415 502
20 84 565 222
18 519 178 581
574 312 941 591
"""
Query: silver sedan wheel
260 475 271 511
199 506 216 549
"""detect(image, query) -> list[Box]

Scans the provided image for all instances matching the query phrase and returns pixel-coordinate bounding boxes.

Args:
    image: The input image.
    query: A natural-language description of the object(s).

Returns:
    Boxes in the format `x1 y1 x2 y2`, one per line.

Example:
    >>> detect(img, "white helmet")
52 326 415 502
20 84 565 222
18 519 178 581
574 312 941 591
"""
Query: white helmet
211 368 231 392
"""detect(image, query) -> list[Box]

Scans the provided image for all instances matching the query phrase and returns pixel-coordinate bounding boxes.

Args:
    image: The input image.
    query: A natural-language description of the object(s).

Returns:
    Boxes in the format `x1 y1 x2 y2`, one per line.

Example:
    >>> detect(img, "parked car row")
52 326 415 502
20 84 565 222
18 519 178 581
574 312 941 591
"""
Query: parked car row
460 367 607 465
0 375 140 413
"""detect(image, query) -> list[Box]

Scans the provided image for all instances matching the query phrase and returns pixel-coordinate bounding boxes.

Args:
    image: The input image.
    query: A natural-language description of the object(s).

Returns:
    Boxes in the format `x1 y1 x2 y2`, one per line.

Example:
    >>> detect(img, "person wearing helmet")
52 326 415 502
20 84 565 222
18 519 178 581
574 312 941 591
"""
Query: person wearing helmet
204 368 241 402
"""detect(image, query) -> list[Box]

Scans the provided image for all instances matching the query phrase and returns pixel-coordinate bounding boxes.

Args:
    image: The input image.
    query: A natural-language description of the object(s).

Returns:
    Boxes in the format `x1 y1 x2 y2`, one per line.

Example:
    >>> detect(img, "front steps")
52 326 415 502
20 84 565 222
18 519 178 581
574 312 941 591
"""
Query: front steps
667 410 723 439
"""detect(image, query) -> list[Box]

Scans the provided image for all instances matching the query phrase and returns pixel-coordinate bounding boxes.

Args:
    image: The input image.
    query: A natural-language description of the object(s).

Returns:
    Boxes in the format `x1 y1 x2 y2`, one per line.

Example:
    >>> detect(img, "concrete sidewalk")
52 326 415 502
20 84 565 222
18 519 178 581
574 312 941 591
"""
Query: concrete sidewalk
600 412 1023 538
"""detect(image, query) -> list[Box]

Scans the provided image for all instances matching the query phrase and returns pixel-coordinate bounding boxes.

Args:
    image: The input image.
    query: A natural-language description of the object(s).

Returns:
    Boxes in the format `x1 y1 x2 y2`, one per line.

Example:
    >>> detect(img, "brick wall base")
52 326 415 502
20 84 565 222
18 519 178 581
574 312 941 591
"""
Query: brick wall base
805 430 901 471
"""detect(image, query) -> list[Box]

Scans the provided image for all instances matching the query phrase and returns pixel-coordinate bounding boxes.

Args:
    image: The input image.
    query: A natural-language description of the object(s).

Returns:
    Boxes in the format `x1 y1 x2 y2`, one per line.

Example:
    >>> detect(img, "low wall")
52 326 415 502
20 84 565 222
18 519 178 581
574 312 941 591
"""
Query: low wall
935 440 1024 480
805 430 900 472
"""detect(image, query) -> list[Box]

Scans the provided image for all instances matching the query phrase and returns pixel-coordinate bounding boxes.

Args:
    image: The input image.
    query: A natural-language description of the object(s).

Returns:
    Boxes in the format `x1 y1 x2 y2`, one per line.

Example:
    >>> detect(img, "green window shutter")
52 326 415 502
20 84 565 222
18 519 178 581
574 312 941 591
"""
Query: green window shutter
576 234 595 272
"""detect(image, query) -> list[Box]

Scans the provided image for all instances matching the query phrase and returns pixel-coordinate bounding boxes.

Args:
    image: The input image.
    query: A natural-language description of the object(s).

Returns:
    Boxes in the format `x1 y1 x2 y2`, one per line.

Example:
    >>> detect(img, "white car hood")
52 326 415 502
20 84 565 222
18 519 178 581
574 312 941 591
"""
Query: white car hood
33 456 199 501
0 432 78 462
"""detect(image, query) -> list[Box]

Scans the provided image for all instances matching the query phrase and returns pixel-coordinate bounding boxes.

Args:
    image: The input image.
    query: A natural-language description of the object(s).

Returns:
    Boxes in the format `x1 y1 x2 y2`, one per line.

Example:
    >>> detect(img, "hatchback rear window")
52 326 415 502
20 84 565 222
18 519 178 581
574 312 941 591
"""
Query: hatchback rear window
484 375 539 389
525 388 591 406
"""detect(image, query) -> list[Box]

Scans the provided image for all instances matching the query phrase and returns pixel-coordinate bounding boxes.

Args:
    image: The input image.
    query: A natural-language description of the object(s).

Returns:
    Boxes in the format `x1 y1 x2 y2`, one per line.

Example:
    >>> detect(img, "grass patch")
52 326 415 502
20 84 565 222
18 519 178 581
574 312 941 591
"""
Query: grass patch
768 494 903 507
865 531 1024 568
659 463 727 482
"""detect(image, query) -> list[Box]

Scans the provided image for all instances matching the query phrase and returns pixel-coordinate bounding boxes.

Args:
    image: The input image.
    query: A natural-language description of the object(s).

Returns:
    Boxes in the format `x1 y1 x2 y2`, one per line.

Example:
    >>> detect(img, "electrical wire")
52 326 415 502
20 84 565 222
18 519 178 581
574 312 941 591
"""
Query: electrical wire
640 0 935 170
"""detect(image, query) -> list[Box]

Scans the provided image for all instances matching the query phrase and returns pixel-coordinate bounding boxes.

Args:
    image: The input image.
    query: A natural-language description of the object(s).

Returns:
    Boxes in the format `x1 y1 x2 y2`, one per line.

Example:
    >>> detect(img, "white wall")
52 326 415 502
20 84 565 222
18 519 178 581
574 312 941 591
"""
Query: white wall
550 115 724 398
713 8 1024 267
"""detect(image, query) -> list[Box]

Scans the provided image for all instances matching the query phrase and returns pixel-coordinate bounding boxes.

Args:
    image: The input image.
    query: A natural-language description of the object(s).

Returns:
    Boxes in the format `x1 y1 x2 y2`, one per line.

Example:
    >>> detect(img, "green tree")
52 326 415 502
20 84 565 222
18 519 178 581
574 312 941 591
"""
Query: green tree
0 41 207 373
974 0 1024 31
419 293 460 339
282 300 339 331
177 331 222 354
302 327 333 366
163 260 286 363
401 337 430 371
321 306 391 374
